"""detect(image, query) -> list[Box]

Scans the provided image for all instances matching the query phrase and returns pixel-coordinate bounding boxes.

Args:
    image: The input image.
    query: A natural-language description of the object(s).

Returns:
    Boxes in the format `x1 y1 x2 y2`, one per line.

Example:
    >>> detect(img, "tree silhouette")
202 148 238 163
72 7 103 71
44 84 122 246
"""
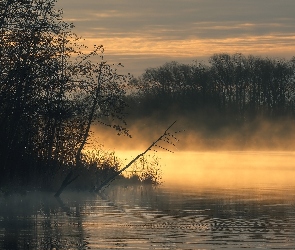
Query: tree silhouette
0 0 130 190
128 53 295 129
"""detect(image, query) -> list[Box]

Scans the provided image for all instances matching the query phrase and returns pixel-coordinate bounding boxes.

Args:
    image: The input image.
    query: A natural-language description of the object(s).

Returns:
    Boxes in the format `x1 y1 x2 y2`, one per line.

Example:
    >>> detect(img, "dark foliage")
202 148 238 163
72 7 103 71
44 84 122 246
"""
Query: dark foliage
0 0 131 190
127 54 295 131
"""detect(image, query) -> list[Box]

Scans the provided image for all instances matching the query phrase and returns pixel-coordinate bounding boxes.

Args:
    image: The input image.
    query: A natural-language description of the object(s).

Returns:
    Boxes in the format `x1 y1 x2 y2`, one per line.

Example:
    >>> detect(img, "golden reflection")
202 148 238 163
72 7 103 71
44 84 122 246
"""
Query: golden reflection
87 125 295 191
115 150 295 190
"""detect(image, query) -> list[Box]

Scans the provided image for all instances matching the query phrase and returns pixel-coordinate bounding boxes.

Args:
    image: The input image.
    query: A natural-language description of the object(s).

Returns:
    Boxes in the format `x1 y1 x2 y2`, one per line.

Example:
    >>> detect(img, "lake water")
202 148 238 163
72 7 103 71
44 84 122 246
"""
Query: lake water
1 151 295 249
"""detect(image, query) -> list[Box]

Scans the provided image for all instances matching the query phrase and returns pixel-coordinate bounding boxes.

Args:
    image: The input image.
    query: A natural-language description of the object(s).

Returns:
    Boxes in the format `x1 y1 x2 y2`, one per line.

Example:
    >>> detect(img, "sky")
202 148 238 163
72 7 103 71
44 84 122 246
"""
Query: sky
56 0 295 76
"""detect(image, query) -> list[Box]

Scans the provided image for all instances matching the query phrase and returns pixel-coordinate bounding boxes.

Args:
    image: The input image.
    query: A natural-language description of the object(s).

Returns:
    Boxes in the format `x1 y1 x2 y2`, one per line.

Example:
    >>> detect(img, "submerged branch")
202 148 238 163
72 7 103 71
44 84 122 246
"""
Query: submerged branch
54 171 79 197
94 120 177 192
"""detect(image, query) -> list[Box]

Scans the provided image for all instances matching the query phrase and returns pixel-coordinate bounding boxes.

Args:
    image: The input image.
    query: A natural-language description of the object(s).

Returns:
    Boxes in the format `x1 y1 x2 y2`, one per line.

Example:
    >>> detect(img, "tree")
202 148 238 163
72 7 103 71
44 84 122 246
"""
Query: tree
0 0 130 189
0 0 71 185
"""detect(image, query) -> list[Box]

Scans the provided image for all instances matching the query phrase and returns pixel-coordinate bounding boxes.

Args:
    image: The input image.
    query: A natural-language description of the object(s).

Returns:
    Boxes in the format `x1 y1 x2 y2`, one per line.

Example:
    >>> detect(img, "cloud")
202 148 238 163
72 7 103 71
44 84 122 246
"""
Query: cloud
57 0 295 38
72 34 294 76
56 0 295 76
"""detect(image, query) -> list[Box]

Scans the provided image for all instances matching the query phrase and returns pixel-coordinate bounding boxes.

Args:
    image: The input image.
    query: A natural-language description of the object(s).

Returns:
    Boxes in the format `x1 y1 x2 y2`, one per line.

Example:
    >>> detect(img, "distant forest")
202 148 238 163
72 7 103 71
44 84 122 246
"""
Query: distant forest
128 54 295 129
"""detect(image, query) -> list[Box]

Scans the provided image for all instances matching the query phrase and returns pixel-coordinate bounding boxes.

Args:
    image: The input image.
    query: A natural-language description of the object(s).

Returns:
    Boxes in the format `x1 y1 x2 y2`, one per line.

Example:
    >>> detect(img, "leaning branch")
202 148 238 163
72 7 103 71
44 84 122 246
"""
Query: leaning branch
54 63 104 197
94 121 177 192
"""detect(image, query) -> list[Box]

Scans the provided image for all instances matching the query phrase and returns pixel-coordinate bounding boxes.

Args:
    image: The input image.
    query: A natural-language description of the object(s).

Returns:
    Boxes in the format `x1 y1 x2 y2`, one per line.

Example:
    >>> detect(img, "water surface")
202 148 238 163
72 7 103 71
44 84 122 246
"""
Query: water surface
1 151 295 249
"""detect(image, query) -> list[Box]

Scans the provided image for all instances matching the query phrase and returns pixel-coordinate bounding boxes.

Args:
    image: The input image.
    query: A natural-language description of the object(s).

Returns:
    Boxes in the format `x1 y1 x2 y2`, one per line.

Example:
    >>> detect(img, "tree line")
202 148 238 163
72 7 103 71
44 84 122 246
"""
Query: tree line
128 54 295 129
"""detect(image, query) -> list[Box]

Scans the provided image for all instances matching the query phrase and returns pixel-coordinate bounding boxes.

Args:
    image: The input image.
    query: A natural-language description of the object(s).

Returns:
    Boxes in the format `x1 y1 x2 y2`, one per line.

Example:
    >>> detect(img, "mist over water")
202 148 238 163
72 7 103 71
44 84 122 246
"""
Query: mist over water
2 122 295 249
1 115 293 249
88 117 295 192
114 150 295 190
1 177 295 249
90 115 295 151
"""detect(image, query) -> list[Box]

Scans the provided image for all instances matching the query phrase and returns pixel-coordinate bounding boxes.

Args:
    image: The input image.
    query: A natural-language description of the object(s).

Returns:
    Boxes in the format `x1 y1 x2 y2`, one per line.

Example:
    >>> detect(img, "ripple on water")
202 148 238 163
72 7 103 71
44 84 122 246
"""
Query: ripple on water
1 181 295 249
76 185 295 249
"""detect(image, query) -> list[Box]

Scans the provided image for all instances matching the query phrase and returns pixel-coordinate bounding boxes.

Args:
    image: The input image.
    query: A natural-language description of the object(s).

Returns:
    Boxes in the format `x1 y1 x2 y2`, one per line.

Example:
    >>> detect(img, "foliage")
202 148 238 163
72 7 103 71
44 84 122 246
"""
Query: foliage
0 0 130 189
128 54 295 128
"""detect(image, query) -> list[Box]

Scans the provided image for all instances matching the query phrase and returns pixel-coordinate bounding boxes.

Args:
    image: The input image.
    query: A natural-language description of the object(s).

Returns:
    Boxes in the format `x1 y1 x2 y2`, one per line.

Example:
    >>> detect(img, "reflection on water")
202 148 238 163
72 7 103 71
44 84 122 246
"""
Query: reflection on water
1 151 295 249
117 150 295 188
